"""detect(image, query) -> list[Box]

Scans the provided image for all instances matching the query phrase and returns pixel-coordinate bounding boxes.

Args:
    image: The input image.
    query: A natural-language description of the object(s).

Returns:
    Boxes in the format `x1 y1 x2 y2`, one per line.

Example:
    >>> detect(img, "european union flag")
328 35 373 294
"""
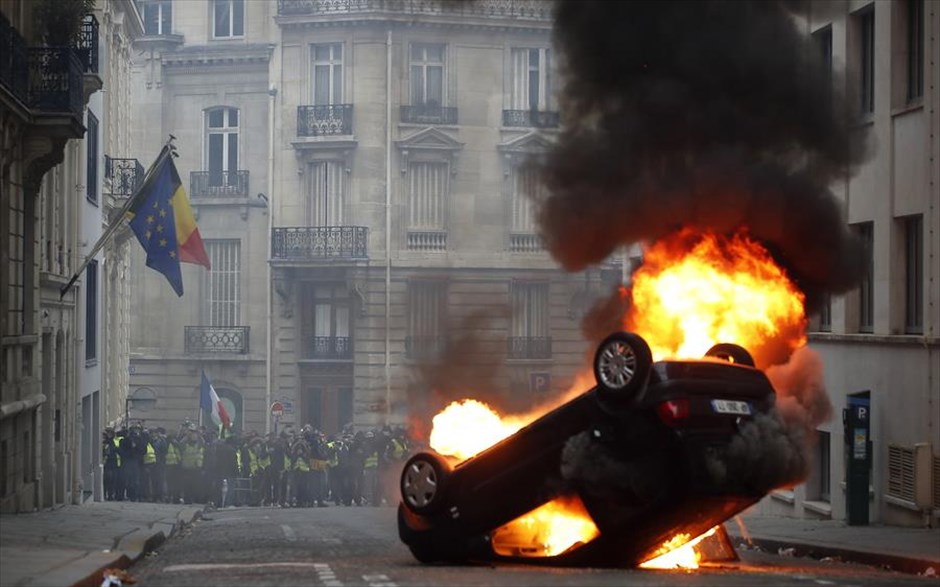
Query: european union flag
128 156 184 296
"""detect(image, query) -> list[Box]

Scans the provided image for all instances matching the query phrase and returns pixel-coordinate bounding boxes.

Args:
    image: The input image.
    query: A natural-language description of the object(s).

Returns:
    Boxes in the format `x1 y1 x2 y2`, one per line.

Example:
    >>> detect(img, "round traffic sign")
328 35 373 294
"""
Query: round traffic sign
270 401 284 418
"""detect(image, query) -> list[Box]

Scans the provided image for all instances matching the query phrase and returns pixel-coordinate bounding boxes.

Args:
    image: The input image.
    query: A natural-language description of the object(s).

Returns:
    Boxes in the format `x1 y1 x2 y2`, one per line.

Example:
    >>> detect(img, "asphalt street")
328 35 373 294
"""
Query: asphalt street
127 506 937 587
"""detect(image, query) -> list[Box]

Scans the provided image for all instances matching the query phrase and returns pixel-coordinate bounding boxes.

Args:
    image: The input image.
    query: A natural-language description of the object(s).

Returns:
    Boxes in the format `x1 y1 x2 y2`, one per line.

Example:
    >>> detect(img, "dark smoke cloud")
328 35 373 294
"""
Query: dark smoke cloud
538 0 870 311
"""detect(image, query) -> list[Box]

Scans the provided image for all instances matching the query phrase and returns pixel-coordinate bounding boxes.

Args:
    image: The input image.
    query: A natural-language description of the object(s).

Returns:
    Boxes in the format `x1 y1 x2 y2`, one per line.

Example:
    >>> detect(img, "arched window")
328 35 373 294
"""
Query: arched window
205 107 239 188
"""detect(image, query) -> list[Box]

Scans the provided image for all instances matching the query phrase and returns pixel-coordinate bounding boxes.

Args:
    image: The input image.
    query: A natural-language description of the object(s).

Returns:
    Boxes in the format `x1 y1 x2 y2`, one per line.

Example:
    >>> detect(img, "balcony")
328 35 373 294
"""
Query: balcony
509 233 543 252
76 14 99 74
507 336 552 360
28 47 83 115
105 156 145 197
502 109 560 129
184 326 250 354
297 104 353 136
272 226 368 260
407 230 446 251
0 12 29 105
277 0 552 20
400 104 458 125
305 336 352 360
405 336 447 361
190 170 250 199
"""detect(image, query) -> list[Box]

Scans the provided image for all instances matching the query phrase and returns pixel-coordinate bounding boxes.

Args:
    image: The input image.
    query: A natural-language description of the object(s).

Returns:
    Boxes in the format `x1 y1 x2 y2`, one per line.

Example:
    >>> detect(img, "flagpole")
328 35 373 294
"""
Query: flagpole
60 138 176 298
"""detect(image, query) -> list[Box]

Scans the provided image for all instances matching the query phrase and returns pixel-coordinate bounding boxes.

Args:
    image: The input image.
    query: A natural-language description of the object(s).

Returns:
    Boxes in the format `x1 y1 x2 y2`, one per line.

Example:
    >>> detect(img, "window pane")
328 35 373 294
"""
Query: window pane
209 133 223 184
333 44 342 60
315 65 330 104
208 108 224 128
228 107 238 126
315 45 330 61
333 65 343 103
161 1 171 34
227 133 238 172
411 44 423 61
427 45 443 62
411 65 424 103
427 66 443 105
214 0 230 37
232 0 244 36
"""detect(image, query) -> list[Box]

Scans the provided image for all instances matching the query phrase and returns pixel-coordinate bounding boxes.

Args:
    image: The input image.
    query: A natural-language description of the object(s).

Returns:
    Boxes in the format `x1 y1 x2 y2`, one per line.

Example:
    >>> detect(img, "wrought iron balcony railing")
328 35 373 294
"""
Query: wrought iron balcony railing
272 226 368 260
190 170 250 198
507 336 552 360
0 12 29 105
297 104 353 136
184 326 250 354
405 336 447 361
502 109 560 129
277 0 552 20
306 336 352 360
105 156 145 197
28 47 83 115
400 104 458 125
77 14 99 73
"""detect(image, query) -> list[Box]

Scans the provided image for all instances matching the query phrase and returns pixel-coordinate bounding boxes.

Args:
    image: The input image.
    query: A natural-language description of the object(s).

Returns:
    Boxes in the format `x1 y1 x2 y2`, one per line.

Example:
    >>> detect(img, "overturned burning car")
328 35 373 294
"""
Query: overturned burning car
398 331 779 567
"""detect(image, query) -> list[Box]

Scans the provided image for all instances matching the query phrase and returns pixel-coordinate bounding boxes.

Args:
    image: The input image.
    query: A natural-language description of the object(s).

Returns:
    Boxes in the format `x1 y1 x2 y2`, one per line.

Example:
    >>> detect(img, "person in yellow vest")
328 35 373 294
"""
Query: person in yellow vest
363 430 380 506
247 436 266 506
180 427 205 504
291 439 311 507
165 431 182 503
141 432 157 501
102 427 122 501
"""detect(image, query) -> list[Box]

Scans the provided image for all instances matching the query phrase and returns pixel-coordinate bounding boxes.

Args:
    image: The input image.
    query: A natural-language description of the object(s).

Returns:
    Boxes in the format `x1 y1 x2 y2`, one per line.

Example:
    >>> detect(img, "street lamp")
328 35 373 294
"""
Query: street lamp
124 387 157 427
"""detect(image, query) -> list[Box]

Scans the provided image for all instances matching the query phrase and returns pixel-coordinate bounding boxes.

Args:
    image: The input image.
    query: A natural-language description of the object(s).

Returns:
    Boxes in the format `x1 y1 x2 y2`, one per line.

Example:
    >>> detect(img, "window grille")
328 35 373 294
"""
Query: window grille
206 107 239 188
906 0 924 102
408 161 448 233
853 222 873 333
858 7 875 114
204 240 240 327
887 444 916 502
85 260 97 361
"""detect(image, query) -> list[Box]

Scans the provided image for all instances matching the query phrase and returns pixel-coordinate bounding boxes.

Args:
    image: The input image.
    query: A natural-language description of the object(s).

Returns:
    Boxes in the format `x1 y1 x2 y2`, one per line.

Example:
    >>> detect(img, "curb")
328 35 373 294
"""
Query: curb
732 536 940 576
69 506 204 587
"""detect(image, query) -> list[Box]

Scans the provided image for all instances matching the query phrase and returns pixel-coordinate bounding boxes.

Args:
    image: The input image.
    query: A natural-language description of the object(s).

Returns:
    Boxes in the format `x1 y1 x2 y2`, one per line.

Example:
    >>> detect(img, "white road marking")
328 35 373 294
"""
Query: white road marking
315 563 344 586
363 573 396 587
164 562 322 572
281 524 297 542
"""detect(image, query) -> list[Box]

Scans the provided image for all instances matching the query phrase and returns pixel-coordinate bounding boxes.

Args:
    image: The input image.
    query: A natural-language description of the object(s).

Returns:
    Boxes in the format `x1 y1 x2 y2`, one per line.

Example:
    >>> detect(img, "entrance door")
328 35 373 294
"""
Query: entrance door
302 386 353 435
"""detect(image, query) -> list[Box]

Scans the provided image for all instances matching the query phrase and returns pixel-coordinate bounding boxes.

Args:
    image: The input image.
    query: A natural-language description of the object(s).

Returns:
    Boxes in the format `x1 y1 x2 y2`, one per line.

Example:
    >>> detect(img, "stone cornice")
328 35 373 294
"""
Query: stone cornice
275 14 551 34
162 43 275 68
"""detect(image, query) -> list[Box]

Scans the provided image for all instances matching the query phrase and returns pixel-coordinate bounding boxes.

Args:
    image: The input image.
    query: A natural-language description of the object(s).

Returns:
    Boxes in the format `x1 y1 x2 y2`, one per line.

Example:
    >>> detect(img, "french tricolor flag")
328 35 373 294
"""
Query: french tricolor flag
199 370 231 429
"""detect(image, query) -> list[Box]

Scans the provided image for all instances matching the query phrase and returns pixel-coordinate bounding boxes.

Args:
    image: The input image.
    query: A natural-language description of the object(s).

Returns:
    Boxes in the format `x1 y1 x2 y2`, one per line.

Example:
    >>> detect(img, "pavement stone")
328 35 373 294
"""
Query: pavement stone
0 501 203 587
725 511 940 575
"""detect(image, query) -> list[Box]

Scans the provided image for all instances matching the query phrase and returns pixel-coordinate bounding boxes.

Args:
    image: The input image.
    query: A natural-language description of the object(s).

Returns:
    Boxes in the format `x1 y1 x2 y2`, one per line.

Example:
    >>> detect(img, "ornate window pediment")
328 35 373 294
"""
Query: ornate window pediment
497 130 555 174
395 127 463 174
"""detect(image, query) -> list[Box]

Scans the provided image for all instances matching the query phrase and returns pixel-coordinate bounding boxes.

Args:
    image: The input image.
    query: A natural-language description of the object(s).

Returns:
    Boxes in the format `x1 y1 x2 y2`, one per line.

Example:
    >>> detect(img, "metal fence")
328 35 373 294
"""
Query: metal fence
184 326 250 354
105 156 145 197
297 104 353 136
190 170 250 198
502 109 560 129
272 226 368 259
400 104 458 125
0 12 29 105
278 0 552 20
28 47 83 114
507 336 552 360
306 336 352 359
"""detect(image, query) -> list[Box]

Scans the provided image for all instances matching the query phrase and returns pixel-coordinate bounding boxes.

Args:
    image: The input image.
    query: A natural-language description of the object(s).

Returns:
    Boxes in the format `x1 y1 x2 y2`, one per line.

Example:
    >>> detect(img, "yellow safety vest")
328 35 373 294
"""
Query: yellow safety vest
143 443 156 465
181 443 204 469
293 456 310 472
327 442 339 467
391 439 406 459
365 452 378 469
166 443 180 466
248 451 259 475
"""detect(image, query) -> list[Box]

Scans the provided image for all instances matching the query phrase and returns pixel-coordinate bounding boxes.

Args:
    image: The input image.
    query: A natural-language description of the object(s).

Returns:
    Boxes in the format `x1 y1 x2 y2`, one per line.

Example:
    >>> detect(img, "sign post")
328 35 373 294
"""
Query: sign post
270 401 284 436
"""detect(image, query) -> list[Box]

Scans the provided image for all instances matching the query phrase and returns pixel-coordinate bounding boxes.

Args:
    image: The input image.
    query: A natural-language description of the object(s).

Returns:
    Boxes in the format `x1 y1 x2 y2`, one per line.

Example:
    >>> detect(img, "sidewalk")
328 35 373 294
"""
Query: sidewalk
0 501 203 587
725 510 940 575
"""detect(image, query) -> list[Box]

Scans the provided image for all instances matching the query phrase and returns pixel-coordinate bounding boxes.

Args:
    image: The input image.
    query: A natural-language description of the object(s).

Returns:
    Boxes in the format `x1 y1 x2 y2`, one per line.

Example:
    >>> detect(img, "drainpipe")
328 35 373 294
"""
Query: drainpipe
924 0 937 469
265 79 277 435
385 28 393 425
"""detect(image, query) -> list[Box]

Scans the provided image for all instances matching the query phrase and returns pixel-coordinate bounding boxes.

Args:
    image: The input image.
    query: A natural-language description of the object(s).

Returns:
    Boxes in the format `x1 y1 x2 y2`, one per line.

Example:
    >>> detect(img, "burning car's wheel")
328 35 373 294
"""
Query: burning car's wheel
593 332 652 405
401 452 450 515
704 343 755 367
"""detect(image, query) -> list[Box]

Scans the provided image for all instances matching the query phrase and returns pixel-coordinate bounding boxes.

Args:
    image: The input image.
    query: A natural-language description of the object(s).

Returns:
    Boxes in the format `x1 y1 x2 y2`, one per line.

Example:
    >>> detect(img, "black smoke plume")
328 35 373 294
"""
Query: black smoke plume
538 0 870 311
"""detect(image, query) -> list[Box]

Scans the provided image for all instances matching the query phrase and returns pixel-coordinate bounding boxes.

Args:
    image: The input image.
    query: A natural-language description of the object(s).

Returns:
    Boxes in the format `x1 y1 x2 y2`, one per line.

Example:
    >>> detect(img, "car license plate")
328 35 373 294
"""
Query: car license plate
711 399 751 416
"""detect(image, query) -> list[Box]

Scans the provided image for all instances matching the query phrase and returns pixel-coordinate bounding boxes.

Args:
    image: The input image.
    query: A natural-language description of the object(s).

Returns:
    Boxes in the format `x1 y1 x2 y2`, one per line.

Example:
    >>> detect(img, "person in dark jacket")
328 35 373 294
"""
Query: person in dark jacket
102 427 122 501
215 435 240 507
120 425 145 501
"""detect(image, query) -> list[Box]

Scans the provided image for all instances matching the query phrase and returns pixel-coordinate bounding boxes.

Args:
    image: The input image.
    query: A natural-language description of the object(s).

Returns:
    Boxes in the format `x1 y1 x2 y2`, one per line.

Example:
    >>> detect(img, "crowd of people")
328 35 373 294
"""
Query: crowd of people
102 421 415 508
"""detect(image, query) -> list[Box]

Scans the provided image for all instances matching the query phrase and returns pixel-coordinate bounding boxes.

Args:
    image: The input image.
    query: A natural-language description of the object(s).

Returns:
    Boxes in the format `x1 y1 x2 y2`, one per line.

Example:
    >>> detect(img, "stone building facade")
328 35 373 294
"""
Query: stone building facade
753 0 940 527
0 0 141 512
126 0 618 437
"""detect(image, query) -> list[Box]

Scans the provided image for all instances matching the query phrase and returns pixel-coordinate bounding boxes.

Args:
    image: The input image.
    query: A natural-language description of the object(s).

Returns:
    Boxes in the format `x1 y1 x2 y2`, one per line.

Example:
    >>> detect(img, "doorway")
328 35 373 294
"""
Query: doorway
302 386 353 435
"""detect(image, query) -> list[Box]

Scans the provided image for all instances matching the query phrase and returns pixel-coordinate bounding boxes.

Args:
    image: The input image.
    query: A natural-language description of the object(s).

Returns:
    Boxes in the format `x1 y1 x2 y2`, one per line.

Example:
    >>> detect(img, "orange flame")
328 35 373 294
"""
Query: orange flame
425 228 807 560
627 229 806 367
639 526 719 570
491 495 600 557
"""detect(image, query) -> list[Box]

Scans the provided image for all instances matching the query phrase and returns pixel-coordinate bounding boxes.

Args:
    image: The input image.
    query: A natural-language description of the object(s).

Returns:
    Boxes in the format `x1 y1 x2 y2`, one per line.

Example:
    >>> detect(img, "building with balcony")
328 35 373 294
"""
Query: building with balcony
125 0 618 437
0 0 137 512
